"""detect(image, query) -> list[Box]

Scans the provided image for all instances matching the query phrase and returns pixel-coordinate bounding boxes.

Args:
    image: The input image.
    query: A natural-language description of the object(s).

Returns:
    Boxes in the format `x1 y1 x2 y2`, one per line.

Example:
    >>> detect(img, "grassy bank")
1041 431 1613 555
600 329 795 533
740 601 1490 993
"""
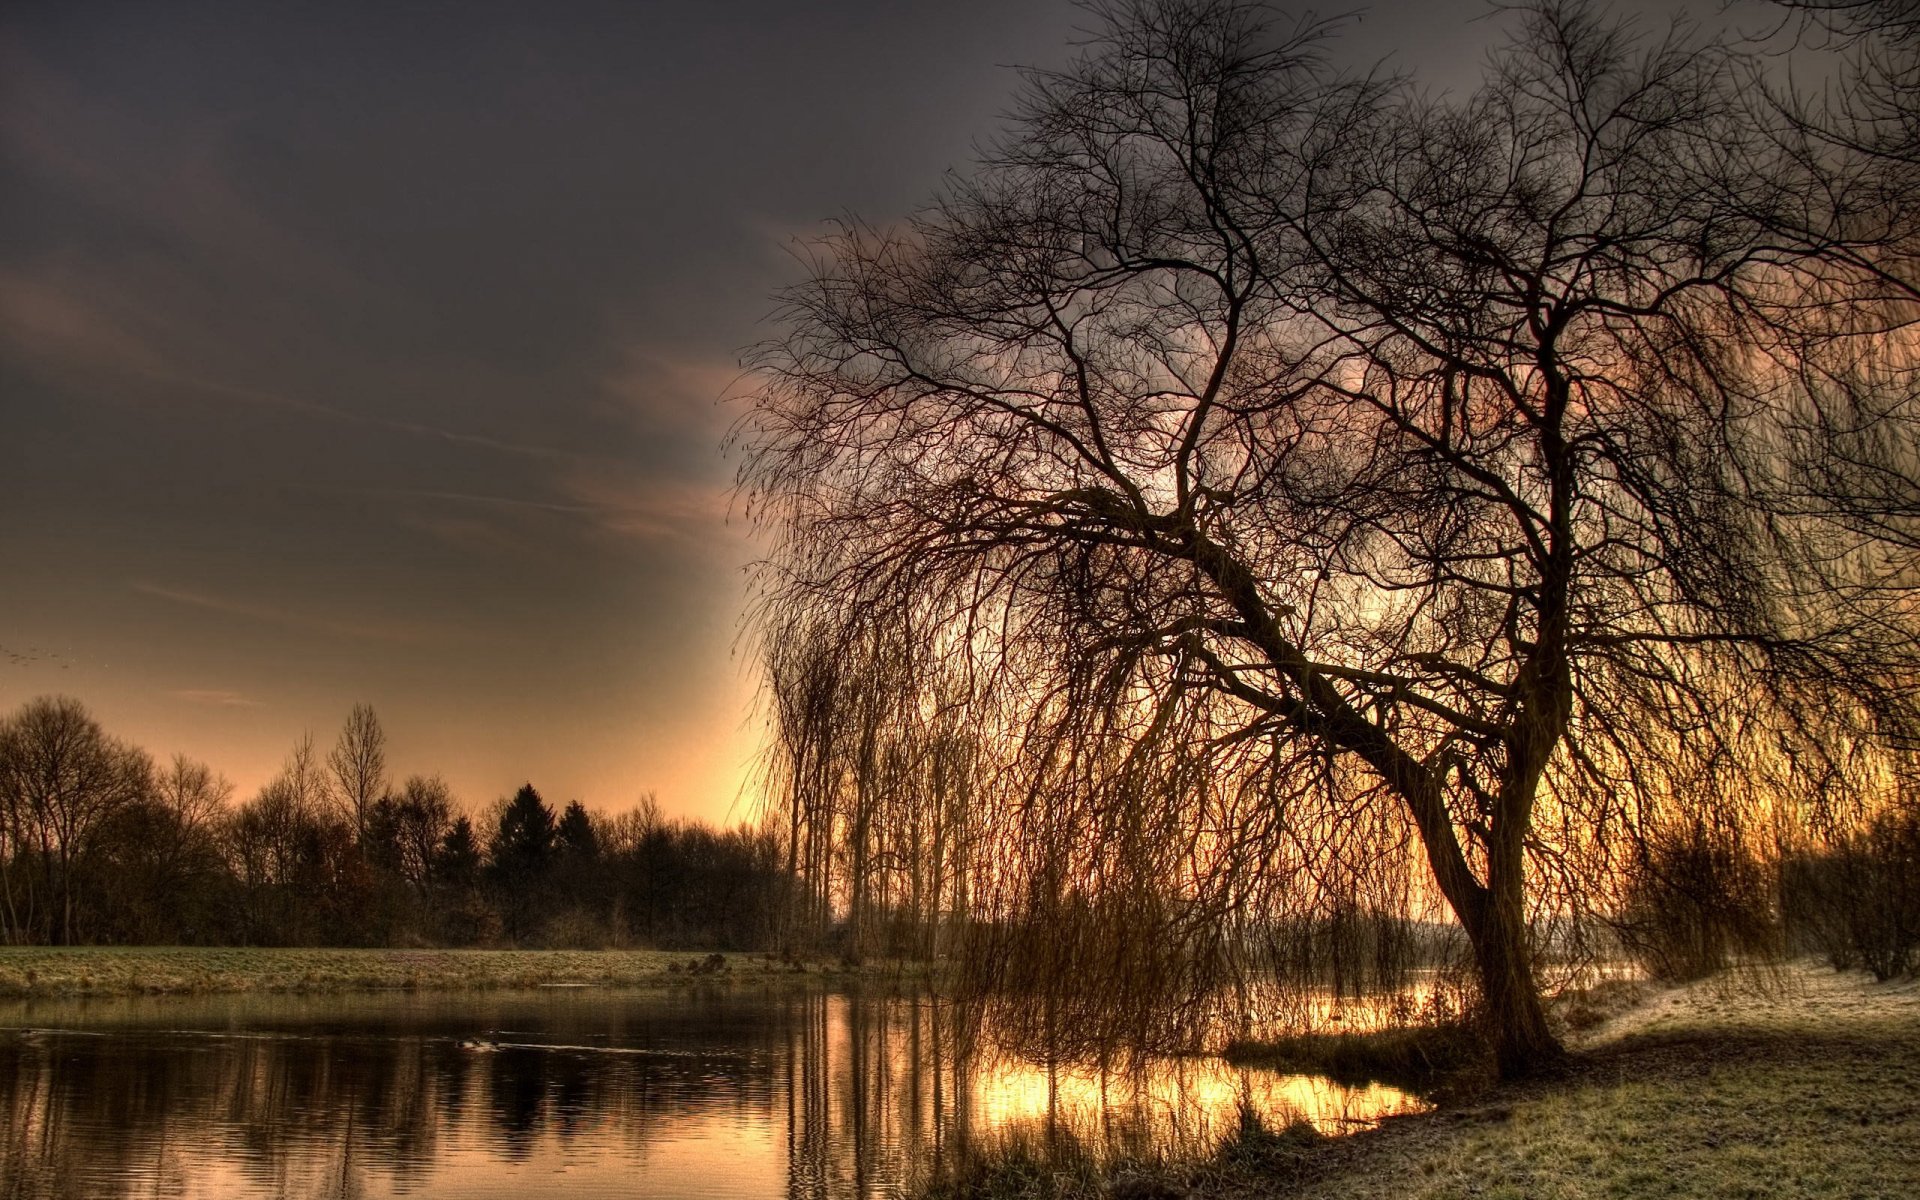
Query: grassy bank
0 946 929 998
942 963 1919 1200
1270 964 1920 1200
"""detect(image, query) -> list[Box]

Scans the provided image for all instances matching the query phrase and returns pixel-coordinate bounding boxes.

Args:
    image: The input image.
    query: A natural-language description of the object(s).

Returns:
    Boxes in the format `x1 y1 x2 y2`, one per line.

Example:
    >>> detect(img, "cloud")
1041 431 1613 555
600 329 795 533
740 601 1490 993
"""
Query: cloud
169 689 263 709
349 477 739 552
369 488 600 515
552 467 737 547
0 266 191 385
592 340 750 441
0 294 593 468
0 43 369 303
132 581 447 645
381 489 598 557
169 377 585 463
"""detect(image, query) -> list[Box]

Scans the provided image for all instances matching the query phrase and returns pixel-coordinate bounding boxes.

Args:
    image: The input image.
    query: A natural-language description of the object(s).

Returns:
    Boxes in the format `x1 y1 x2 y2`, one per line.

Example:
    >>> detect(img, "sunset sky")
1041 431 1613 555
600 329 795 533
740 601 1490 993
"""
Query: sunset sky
0 0 1742 824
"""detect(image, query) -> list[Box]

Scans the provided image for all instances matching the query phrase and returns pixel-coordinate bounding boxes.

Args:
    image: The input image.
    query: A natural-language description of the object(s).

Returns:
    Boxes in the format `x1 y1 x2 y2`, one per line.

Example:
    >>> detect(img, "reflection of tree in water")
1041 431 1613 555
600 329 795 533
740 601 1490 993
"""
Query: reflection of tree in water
547 1048 599 1141
222 1038 443 1192
487 1048 549 1161
0 989 1419 1198
777 991 1428 1200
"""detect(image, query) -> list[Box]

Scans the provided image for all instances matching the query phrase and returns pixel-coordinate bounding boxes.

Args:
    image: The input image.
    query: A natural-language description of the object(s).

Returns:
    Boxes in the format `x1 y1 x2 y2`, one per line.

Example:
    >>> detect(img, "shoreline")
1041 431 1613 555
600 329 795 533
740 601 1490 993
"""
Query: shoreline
0 946 935 999
921 961 1919 1200
1210 962 1920 1200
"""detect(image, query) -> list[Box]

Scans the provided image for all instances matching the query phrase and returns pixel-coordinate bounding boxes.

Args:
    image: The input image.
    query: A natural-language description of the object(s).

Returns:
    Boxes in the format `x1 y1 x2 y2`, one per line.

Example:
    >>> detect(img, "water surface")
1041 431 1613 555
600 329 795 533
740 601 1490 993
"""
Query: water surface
0 986 1423 1199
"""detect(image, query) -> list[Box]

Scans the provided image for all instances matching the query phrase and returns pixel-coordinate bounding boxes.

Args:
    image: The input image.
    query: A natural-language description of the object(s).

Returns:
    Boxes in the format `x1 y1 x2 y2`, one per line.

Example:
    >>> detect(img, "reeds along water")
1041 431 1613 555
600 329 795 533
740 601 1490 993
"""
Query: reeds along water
0 986 1427 1200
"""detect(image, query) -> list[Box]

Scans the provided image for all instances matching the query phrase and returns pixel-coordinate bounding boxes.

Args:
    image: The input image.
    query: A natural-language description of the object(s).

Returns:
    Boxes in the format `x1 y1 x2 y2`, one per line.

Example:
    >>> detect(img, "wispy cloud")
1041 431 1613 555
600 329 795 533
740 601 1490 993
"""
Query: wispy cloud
0 291 595 465
169 689 263 709
354 487 601 515
342 479 738 552
554 467 736 546
0 46 584 471
0 266 190 384
0 43 370 304
594 342 748 441
165 375 585 462
132 582 446 645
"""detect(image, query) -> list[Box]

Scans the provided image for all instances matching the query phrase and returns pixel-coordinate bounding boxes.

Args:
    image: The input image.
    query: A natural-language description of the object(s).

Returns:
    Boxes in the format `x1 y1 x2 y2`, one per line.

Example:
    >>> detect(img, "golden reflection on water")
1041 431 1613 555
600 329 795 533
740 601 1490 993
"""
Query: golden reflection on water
0 987 1427 1199
973 1055 1421 1143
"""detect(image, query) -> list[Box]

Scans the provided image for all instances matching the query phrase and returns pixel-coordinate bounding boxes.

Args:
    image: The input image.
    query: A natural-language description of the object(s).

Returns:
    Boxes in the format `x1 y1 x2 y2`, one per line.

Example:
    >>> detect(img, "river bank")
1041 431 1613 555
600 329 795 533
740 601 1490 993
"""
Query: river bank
1269 962 1920 1199
0 946 929 997
935 961 1919 1200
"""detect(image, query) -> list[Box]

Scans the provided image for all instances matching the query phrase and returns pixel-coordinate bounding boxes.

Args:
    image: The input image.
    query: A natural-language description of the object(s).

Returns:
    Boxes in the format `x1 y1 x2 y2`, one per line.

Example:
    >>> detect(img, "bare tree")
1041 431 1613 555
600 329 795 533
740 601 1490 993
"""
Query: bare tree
761 613 981 959
1768 0 1919 171
327 703 387 842
371 774 455 900
742 0 1920 1073
0 696 151 944
223 734 363 944
154 754 232 831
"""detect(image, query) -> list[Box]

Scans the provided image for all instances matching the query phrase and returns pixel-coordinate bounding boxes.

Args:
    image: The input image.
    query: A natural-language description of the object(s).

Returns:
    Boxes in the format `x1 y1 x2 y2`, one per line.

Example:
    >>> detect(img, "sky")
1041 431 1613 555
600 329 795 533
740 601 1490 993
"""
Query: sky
0 0 1761 824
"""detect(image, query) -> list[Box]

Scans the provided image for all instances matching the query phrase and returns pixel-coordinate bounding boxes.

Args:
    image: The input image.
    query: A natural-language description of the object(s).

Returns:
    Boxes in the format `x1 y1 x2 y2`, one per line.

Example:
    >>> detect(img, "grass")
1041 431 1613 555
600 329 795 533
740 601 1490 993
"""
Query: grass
935 963 1920 1200
1272 964 1920 1200
919 1126 1112 1200
0 945 932 998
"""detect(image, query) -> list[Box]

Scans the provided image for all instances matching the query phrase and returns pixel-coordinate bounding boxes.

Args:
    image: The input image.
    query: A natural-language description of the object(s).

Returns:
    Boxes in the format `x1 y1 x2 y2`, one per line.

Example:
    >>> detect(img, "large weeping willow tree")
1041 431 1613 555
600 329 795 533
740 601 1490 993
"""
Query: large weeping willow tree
738 0 1919 1076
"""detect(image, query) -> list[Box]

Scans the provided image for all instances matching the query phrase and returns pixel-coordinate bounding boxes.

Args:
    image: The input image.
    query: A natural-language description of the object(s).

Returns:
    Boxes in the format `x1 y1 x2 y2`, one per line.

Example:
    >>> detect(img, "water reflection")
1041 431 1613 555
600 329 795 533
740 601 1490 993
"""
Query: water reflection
0 988 1425 1200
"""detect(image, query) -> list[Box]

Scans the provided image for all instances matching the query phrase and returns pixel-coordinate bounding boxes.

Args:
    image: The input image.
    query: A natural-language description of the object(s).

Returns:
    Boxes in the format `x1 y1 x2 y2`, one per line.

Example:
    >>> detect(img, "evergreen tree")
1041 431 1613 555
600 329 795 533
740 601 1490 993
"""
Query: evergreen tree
433 815 490 944
488 784 555 943
553 800 609 937
436 816 482 888
556 801 599 862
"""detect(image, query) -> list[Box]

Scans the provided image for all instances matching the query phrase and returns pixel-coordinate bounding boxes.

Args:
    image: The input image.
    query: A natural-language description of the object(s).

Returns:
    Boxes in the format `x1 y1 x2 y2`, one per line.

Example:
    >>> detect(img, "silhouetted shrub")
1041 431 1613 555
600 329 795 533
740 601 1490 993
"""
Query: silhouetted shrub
1616 820 1777 982
1781 804 1920 981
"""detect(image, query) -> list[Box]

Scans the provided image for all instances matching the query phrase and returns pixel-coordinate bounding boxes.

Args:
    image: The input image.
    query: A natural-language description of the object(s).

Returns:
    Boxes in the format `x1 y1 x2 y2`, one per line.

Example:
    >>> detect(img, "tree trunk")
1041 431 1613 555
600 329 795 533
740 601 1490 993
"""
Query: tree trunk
1464 876 1561 1077
1395 756 1564 1077
1466 741 1566 1077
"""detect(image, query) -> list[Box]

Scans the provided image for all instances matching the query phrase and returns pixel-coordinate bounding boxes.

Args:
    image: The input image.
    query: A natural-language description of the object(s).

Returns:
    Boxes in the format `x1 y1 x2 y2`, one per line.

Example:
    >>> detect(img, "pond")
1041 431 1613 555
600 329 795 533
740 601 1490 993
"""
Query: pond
0 985 1426 1199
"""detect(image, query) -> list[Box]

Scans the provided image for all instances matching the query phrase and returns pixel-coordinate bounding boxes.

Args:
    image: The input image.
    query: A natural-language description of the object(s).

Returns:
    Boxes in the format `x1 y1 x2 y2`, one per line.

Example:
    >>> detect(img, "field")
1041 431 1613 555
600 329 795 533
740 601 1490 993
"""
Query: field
0 946 911 997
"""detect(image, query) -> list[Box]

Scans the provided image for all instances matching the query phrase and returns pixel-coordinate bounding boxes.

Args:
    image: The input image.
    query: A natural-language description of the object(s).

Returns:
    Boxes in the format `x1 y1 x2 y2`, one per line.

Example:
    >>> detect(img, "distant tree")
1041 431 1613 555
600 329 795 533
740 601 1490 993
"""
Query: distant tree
154 754 232 830
548 800 611 945
431 814 493 945
327 703 387 843
437 815 484 888
369 775 454 900
223 735 366 945
0 696 151 944
91 754 233 943
557 801 599 863
600 797 663 944
488 784 556 943
357 774 456 942
594 798 795 951
280 732 329 813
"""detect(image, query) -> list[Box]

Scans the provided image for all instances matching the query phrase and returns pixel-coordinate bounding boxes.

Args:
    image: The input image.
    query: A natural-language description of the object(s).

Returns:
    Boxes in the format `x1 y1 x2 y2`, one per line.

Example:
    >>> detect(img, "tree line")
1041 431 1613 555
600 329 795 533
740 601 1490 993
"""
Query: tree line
0 696 796 950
